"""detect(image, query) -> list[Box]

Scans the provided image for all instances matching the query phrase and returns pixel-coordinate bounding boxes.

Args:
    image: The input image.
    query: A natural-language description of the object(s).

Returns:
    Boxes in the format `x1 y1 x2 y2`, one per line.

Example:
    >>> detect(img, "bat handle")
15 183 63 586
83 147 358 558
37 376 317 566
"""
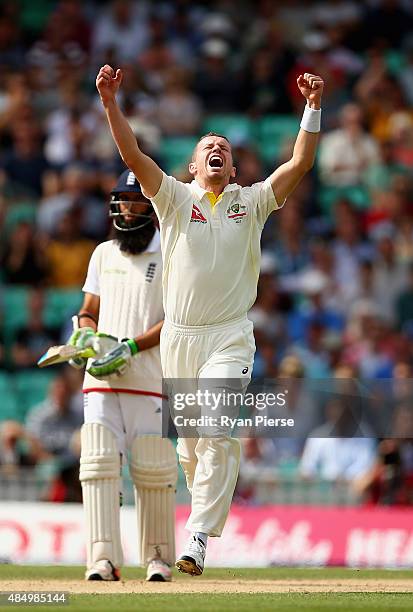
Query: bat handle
72 315 79 331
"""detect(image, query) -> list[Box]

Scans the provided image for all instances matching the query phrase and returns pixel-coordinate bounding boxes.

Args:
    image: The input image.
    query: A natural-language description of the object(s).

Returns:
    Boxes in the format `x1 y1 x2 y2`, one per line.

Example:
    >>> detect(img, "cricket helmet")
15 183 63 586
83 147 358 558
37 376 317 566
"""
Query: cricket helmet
109 170 153 232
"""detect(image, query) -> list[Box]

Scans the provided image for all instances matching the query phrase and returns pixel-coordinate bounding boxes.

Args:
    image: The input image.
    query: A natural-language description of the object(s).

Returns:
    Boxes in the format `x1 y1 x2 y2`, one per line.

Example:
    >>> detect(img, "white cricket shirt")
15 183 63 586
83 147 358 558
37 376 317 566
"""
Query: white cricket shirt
82 230 163 395
150 173 283 326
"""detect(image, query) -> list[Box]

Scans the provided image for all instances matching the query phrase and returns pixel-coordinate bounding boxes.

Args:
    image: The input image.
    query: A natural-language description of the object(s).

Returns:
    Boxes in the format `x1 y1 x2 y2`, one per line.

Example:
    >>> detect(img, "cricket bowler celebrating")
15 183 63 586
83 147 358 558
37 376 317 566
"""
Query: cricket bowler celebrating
68 170 177 582
96 64 323 575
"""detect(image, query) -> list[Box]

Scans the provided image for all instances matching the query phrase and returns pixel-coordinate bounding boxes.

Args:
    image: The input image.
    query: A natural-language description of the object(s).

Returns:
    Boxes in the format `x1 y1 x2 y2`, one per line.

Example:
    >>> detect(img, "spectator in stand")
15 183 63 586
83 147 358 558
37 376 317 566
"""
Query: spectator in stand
1 119 50 198
244 44 294 116
233 145 265 187
343 302 396 379
272 199 310 278
10 288 60 369
287 268 345 346
0 13 24 71
0 420 43 474
38 164 106 240
194 38 243 112
0 221 48 285
363 0 413 50
332 200 372 305
0 73 31 135
25 373 83 462
370 226 408 324
300 398 377 491
398 35 413 107
290 319 332 378
396 262 413 332
319 103 380 187
157 66 202 136
250 252 291 378
92 0 149 64
45 207 96 288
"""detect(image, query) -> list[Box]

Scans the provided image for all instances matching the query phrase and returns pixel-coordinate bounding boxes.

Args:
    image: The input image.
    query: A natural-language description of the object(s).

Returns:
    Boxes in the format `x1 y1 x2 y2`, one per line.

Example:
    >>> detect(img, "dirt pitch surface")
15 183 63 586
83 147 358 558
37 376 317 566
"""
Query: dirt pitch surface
1 578 413 594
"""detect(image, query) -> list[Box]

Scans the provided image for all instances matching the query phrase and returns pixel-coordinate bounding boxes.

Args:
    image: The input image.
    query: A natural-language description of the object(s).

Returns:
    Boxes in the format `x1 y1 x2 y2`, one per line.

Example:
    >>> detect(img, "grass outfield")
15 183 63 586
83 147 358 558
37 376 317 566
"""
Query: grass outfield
0 566 412 611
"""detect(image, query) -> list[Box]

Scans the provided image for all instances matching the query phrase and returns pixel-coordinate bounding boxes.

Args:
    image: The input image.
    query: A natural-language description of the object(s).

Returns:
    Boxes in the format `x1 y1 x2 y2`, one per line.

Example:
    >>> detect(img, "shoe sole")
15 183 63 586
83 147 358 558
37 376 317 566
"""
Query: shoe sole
87 574 104 581
86 569 120 581
147 573 171 582
175 556 203 576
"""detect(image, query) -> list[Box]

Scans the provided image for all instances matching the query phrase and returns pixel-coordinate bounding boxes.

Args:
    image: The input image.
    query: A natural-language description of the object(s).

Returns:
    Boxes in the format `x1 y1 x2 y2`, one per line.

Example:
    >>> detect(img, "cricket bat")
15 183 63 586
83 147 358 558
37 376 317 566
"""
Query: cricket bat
37 315 95 368
37 344 96 368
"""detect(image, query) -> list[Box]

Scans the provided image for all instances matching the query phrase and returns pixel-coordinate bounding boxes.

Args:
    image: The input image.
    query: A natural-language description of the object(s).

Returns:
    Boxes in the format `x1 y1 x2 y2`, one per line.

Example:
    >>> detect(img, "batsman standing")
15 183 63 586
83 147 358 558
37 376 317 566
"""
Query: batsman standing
69 170 177 582
96 64 323 575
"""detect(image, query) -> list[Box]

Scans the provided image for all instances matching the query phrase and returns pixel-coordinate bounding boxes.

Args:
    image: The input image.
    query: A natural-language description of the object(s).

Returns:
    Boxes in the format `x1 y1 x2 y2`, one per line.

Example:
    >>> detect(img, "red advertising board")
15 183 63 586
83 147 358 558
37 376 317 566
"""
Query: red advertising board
1 503 413 567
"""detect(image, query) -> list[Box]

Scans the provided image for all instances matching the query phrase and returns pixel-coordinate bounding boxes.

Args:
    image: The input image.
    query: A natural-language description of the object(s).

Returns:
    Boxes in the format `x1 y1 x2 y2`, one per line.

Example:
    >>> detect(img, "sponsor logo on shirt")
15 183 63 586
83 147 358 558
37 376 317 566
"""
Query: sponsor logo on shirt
190 204 207 223
103 268 127 275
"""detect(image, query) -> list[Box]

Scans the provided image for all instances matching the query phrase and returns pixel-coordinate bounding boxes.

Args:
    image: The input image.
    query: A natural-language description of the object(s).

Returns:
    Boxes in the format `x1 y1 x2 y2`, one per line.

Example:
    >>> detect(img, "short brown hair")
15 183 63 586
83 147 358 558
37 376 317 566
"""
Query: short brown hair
192 132 231 160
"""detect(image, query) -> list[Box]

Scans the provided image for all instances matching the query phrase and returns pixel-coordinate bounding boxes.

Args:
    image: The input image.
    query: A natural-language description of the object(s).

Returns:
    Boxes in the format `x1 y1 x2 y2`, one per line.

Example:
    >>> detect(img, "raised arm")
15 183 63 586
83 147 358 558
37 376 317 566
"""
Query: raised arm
96 65 163 198
269 73 324 205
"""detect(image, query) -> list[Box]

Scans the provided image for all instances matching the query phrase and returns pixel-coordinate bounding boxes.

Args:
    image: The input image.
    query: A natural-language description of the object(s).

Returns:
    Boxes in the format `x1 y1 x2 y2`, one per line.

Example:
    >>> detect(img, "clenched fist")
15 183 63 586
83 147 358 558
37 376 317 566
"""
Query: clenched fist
96 64 123 106
297 73 324 110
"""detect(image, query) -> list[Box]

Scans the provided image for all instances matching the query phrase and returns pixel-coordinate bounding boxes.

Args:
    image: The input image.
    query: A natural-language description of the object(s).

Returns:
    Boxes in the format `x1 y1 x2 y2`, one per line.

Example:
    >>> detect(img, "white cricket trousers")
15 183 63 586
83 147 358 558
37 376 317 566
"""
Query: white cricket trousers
161 315 255 537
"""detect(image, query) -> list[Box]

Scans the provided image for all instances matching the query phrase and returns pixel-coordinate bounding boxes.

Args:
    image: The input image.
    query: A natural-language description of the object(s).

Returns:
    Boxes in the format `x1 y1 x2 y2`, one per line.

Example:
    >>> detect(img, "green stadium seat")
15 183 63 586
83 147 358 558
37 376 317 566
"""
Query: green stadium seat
4 203 37 231
319 185 371 217
2 287 30 342
160 137 199 173
0 372 19 422
14 370 57 420
45 289 83 328
202 115 254 143
19 0 55 33
256 115 298 163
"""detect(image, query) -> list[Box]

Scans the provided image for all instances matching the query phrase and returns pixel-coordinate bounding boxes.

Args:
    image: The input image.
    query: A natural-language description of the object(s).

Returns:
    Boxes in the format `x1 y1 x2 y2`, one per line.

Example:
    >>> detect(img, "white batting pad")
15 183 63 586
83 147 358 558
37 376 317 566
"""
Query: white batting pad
79 422 123 569
129 436 177 566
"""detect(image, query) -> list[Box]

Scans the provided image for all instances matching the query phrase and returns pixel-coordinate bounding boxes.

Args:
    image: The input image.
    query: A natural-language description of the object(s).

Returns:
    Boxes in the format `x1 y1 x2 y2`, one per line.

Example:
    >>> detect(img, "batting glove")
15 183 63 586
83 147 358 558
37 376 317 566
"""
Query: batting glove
68 327 97 369
87 339 139 380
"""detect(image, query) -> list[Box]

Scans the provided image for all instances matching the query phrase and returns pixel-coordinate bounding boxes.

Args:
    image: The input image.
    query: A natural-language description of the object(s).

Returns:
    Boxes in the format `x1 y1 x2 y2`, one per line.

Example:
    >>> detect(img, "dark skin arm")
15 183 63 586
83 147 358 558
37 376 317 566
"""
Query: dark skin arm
78 293 163 351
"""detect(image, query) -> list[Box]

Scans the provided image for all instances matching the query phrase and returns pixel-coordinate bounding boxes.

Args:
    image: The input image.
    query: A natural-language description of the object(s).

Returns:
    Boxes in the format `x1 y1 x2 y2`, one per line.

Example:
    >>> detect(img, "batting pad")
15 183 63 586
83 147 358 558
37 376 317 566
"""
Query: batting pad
79 422 123 569
129 436 177 566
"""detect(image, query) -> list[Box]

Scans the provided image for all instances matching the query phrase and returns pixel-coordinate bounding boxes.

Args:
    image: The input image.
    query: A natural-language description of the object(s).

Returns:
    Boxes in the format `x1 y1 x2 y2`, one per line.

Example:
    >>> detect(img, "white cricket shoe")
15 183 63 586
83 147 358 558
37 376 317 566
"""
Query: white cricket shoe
175 536 206 576
85 560 120 581
146 558 172 582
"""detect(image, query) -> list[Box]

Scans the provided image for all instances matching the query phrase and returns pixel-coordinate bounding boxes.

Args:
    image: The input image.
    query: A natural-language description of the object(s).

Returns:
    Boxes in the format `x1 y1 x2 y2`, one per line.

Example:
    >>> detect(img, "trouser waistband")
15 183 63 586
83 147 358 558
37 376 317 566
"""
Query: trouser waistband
164 315 248 336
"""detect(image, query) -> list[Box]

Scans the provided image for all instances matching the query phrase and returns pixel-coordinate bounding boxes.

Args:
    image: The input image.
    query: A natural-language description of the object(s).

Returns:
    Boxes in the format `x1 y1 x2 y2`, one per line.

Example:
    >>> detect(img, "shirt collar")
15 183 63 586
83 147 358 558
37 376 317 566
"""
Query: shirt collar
144 228 160 253
190 180 240 201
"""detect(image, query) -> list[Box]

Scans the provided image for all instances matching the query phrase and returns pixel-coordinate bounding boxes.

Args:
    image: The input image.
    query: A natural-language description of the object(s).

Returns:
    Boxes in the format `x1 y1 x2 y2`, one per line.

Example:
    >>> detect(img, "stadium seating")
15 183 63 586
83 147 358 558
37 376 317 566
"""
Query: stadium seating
202 115 254 144
0 372 19 421
14 369 57 421
44 289 83 328
255 115 299 164
2 287 82 343
3 203 37 231
160 137 199 173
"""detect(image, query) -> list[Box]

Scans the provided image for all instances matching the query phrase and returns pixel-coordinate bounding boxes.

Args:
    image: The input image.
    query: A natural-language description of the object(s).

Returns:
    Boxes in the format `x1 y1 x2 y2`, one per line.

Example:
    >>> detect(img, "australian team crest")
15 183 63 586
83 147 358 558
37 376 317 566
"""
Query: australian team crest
227 202 247 221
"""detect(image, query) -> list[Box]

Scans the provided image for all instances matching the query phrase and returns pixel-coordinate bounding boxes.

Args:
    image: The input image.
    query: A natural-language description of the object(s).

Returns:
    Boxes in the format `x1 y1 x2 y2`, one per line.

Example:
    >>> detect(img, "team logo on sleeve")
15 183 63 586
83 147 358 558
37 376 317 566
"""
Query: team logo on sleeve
190 204 207 223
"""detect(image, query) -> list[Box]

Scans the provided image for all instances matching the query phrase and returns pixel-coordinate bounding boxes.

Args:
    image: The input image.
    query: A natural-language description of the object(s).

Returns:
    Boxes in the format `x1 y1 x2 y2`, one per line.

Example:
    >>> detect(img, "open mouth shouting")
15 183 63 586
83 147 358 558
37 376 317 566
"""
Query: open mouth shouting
208 154 224 170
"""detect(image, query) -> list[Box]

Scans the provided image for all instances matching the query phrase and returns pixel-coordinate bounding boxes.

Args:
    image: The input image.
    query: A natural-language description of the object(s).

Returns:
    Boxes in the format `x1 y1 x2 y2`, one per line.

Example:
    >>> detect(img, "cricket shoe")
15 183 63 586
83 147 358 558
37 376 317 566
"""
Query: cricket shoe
175 536 206 576
85 560 120 581
146 558 172 582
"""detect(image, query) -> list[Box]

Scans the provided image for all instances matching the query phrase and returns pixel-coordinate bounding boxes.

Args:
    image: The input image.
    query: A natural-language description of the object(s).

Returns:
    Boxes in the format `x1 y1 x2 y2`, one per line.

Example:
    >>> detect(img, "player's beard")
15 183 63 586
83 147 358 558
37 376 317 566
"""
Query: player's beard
111 221 156 255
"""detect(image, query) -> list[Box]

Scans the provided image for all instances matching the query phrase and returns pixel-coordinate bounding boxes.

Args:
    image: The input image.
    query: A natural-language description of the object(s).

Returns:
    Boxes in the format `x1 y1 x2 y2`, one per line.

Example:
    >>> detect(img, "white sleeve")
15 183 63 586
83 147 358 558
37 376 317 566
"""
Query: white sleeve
82 247 100 296
252 178 284 227
147 171 190 223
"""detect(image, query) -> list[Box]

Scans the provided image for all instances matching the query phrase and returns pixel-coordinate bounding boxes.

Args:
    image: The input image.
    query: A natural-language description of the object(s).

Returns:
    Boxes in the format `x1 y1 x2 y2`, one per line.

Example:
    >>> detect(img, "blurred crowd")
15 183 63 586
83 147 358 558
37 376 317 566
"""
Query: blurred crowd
1 0 413 505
